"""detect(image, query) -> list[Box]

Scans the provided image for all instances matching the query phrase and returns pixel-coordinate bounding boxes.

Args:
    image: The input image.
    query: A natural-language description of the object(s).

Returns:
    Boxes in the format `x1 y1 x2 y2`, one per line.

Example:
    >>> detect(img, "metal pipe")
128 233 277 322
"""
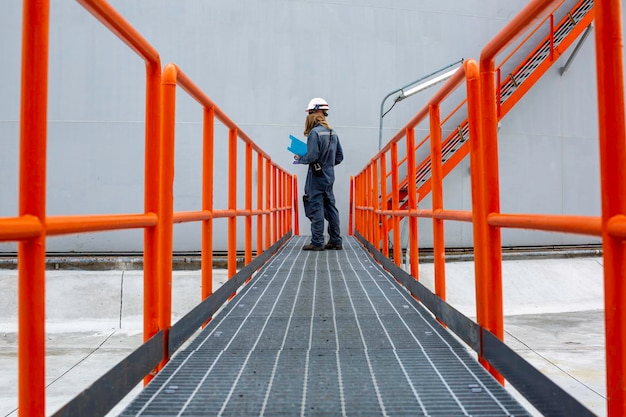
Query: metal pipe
0 216 43 241
429 105 446 301
18 1 49 414
228 128 238 280
245 143 253 265
405 128 419 278
202 106 215 302
594 0 626 414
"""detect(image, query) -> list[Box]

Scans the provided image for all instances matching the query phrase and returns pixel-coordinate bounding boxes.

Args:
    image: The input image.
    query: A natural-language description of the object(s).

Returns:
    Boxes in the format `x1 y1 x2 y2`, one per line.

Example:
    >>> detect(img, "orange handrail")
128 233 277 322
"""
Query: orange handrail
7 1 297 415
594 0 626 415
0 215 43 241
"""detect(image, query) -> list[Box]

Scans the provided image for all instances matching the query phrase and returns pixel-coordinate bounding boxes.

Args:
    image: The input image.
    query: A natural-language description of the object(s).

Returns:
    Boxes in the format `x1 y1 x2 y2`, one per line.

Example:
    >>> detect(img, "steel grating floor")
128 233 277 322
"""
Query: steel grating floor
120 236 530 417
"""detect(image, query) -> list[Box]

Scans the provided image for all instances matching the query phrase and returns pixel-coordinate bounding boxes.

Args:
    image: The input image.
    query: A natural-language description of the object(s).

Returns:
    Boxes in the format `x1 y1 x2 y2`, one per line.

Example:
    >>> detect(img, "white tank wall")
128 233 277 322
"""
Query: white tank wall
0 0 607 252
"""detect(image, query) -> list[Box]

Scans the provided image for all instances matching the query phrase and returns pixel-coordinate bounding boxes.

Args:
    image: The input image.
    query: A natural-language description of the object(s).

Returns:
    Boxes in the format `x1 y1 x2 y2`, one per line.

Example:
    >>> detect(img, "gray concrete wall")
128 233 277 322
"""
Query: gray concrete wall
0 0 605 252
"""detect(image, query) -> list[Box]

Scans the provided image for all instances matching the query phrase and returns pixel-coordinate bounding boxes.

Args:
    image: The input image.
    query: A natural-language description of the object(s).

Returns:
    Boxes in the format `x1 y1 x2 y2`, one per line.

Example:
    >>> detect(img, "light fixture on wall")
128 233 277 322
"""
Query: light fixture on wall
397 67 460 101
378 58 464 150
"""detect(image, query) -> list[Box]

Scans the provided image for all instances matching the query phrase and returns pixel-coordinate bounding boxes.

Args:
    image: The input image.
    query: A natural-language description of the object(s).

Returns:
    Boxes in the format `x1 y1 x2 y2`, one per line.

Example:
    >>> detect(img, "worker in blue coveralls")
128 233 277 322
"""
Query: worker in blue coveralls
294 97 344 251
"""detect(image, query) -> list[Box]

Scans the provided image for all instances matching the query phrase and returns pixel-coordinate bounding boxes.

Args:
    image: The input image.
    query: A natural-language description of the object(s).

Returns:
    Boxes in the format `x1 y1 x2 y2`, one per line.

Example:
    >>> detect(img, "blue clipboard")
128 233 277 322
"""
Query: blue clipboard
287 135 307 157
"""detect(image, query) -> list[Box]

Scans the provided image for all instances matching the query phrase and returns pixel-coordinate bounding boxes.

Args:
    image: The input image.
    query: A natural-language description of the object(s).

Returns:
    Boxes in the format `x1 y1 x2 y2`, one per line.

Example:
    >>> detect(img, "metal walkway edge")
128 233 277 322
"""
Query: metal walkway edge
119 236 530 417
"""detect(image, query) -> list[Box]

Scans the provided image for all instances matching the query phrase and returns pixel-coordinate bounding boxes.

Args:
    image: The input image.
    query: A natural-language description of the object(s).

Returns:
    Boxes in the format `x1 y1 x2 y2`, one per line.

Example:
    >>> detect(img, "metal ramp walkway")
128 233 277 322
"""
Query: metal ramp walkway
119 236 530 417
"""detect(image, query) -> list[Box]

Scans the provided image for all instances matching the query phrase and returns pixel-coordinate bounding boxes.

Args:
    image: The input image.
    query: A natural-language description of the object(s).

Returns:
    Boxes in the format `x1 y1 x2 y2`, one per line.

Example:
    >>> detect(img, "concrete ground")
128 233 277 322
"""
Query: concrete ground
0 256 606 416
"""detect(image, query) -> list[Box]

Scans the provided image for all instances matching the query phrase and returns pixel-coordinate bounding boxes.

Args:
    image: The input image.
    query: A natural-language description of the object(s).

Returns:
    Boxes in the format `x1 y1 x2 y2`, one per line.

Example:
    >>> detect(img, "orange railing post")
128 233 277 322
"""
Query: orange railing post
465 59 491 371
293 175 300 235
265 159 272 250
202 105 215 301
405 128 419 279
18 1 49 415
595 0 626 415
245 142 253 265
371 160 380 250
158 63 178 367
228 127 238 279
363 167 374 242
272 164 278 245
380 154 389 257
348 176 354 236
279 170 285 237
390 142 402 266
429 105 446 300
257 153 265 250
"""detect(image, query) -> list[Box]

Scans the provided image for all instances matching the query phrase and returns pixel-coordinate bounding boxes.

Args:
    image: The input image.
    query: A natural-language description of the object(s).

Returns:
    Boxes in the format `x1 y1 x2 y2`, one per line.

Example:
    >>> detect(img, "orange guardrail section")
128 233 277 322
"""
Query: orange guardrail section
352 0 626 415
4 1 298 415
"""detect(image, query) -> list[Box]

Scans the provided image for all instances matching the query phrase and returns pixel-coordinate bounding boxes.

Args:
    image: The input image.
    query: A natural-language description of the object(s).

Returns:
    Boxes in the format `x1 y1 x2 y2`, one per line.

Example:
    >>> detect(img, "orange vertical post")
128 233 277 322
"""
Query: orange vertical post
265 159 271 250
496 69 502 118
293 175 300 235
354 173 361 235
257 153 264 253
405 127 419 279
359 172 365 237
202 106 215 300
357 172 363 236
288 174 294 234
245 143 253 265
158 63 179 367
143 61 162 349
363 166 373 242
354 174 360 235
287 174 293 234
275 170 281 239
594 0 626 415
348 175 354 236
380 154 389 257
369 165 376 245
478 46 505 385
549 14 555 62
18 1 49 415
365 166 372 245
429 105 446 300
348 176 354 236
465 59 491 370
272 164 278 244
228 128 238 279
280 168 284 238
390 142 401 266
372 159 380 251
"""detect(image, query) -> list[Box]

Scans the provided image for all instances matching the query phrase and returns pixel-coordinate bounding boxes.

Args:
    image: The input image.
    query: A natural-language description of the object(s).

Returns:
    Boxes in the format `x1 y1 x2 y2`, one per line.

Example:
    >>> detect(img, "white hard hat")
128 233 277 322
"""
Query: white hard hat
305 97 329 113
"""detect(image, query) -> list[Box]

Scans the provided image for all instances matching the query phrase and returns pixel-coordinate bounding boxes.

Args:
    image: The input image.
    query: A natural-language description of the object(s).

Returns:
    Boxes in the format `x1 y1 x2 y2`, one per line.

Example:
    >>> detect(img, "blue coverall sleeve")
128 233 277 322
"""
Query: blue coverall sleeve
335 137 343 166
298 131 320 165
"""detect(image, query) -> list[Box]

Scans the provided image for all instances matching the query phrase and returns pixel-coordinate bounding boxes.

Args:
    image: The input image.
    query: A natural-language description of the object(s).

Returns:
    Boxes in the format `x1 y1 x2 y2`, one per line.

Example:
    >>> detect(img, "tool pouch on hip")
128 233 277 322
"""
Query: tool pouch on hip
312 162 323 175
